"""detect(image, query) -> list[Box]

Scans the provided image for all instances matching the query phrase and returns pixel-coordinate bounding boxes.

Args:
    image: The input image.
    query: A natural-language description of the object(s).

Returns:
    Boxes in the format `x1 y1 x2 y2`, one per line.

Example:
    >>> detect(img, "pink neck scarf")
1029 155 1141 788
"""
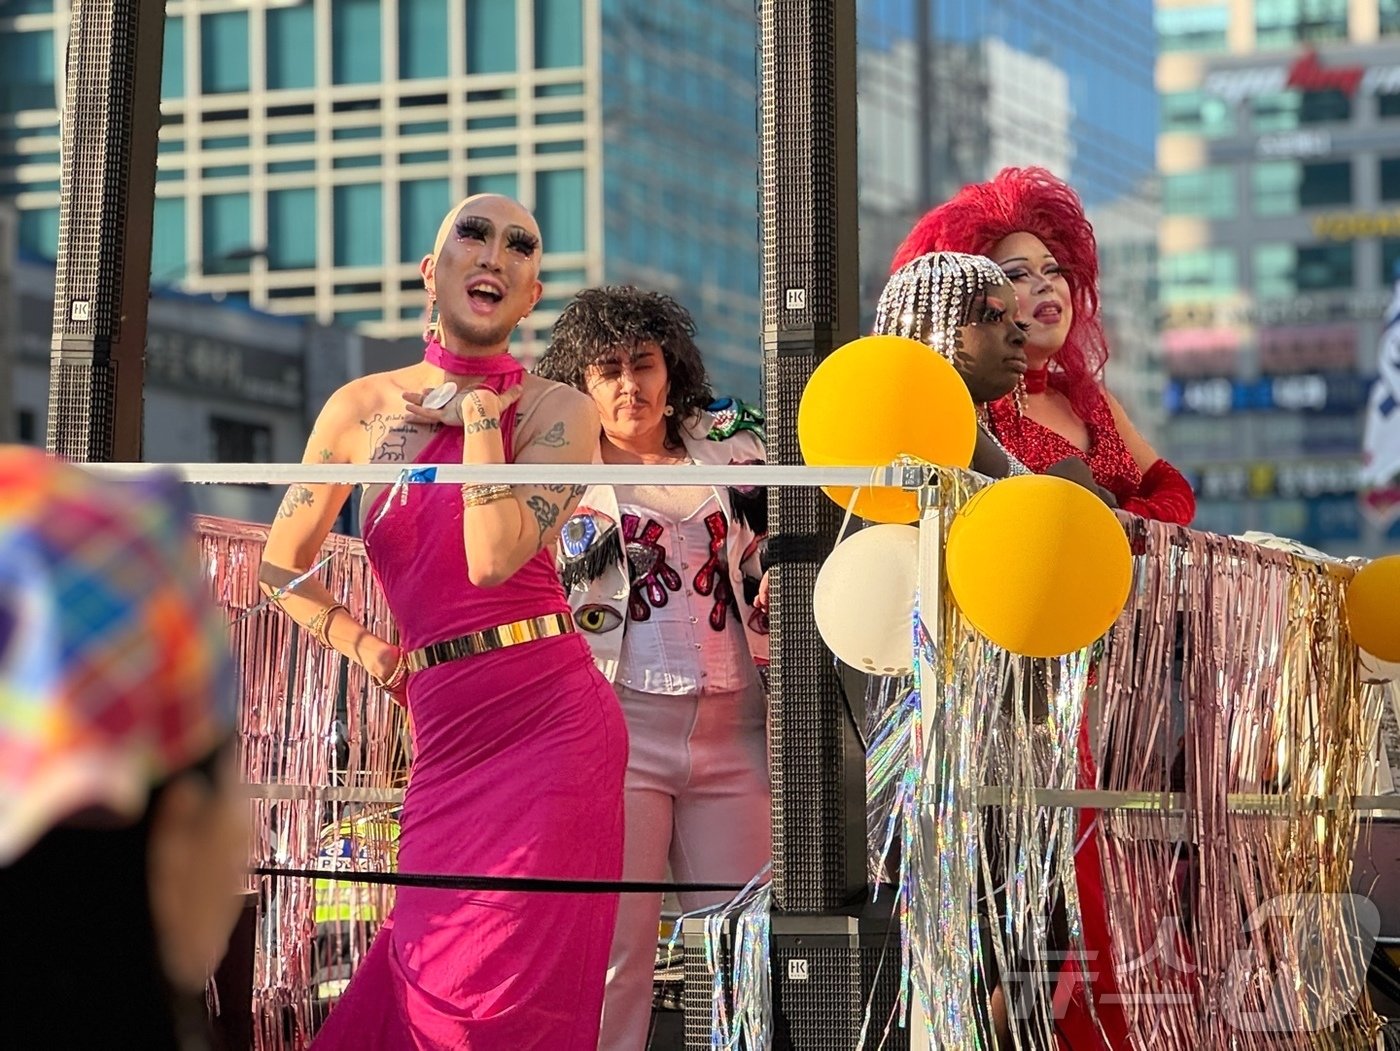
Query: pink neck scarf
423 337 523 393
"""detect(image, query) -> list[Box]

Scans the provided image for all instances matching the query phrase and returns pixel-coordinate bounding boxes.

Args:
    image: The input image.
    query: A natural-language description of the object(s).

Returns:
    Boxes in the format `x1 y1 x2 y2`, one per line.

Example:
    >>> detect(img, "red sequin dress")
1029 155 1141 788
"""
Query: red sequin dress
984 382 1142 504
985 376 1135 1050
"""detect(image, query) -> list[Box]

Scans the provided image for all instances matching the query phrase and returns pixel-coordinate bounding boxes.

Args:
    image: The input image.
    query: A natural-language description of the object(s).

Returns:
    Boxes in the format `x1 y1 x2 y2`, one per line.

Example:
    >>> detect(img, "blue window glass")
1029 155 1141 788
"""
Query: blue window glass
467 0 516 74
334 183 383 267
332 0 382 85
400 178 449 262
467 145 516 159
201 11 250 94
535 169 584 253
336 309 383 327
267 4 316 90
534 0 582 68
150 197 186 283
18 207 58 260
161 18 184 100
467 172 518 198
399 0 448 79
0 30 55 111
267 188 317 270
201 193 252 273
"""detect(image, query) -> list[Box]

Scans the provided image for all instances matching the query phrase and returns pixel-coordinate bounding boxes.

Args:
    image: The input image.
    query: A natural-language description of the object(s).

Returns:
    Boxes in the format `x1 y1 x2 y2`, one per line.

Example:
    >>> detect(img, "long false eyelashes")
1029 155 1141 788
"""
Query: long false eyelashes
453 217 540 257
455 217 491 242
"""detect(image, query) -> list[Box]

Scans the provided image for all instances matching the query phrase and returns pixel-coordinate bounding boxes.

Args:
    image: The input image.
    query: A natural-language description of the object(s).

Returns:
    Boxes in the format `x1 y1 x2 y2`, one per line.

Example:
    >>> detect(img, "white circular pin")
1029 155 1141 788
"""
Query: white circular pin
423 382 458 411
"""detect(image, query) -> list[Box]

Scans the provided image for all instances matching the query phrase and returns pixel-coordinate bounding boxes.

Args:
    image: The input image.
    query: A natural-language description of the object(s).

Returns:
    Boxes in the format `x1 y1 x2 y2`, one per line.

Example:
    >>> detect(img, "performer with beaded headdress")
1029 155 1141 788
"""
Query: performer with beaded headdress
874 253 1119 1050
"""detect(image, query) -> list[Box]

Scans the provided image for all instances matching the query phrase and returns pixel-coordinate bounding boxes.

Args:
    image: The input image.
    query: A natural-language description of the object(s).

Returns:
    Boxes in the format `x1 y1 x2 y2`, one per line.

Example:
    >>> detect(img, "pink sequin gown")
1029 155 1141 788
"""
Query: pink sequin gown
310 414 628 1051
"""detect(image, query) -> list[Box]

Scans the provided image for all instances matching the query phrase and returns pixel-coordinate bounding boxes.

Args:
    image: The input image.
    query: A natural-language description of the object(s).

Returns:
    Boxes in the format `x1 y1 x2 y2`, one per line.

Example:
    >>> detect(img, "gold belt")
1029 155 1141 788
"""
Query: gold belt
404 612 576 673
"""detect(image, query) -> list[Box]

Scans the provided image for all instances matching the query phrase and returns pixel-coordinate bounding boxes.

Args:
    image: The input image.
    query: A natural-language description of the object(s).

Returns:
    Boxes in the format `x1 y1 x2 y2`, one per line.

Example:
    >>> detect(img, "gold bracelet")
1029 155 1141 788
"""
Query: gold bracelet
371 650 409 692
307 603 350 648
461 483 513 508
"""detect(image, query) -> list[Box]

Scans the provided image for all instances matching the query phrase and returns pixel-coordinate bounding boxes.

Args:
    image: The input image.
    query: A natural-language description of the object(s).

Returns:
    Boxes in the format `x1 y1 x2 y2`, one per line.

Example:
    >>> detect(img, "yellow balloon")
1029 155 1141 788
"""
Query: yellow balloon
946 475 1133 658
798 335 977 524
1346 554 1400 662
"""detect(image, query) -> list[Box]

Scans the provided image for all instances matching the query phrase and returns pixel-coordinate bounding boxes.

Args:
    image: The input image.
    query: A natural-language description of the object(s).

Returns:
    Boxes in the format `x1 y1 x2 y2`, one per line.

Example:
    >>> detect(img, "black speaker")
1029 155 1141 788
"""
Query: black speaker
760 0 865 914
46 0 166 462
681 901 906 1050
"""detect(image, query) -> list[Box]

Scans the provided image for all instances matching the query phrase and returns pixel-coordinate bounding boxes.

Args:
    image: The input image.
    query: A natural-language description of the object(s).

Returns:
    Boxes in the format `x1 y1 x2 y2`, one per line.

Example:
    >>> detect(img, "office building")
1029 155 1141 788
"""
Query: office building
0 0 762 398
855 0 1162 429
1156 0 1400 552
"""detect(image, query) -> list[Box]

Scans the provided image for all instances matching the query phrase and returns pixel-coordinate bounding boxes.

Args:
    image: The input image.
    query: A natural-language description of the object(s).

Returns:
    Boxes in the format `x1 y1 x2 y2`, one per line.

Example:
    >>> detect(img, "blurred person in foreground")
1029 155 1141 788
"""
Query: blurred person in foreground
0 447 246 1050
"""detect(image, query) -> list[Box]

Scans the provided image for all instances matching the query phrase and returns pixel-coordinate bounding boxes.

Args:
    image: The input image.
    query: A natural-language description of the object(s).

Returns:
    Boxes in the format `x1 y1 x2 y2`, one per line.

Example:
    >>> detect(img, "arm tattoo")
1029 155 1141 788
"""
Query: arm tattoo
277 484 315 519
465 391 490 420
464 417 501 436
541 483 587 498
318 448 334 462
532 421 567 448
526 495 562 541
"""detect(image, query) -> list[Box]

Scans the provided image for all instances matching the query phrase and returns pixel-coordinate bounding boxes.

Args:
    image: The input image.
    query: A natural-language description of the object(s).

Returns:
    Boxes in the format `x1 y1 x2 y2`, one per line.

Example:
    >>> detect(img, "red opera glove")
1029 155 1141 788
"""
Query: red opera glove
1120 458 1196 526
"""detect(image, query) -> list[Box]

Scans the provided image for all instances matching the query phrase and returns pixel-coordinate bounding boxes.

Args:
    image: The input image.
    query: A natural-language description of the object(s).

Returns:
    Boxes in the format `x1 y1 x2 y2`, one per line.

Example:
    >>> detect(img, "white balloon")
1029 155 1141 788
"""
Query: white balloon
813 524 919 676
1358 648 1400 685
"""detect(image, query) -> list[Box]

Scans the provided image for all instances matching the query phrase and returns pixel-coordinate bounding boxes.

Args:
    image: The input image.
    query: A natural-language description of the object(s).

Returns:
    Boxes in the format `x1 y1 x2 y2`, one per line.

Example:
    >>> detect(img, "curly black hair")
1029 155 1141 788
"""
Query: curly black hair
534 285 714 449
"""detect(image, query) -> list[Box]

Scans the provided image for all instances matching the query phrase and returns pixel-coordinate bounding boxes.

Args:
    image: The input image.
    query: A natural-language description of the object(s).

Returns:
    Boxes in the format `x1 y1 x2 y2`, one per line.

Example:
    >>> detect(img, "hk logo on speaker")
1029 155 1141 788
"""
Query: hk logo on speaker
786 959 809 981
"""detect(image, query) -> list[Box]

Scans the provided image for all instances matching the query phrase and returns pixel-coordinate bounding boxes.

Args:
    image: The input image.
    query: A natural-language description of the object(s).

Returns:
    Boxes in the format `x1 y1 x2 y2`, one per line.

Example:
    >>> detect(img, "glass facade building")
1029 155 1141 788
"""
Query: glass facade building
854 0 1162 427
1156 0 1400 552
0 0 763 397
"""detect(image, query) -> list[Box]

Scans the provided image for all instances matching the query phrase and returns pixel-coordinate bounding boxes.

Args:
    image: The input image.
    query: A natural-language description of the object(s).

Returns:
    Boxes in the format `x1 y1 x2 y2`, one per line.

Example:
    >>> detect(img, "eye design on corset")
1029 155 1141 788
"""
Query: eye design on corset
576 604 623 634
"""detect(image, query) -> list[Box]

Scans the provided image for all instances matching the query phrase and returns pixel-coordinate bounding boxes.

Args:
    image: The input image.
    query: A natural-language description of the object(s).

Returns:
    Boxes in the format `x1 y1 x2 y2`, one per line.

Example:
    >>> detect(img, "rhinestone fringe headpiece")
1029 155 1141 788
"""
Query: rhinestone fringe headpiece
874 251 1010 361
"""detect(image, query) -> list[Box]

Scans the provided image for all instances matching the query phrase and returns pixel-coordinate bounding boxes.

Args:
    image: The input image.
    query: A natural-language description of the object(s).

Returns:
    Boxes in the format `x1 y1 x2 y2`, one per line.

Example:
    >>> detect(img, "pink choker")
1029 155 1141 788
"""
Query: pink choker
423 336 521 377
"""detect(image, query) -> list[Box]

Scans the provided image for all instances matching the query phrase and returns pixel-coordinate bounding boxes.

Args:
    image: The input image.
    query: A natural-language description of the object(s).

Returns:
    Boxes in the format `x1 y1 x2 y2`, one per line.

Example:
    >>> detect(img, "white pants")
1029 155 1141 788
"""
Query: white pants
597 682 772 1051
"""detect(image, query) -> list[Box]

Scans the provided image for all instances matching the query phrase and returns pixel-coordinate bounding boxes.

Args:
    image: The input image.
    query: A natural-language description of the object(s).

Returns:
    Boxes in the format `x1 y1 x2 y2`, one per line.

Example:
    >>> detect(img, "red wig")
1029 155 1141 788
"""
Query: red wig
891 167 1107 419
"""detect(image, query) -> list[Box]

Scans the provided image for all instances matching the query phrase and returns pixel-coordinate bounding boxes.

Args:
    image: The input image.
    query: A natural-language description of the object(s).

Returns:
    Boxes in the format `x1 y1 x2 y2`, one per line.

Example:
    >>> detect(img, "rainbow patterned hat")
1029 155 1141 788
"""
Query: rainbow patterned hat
0 447 237 865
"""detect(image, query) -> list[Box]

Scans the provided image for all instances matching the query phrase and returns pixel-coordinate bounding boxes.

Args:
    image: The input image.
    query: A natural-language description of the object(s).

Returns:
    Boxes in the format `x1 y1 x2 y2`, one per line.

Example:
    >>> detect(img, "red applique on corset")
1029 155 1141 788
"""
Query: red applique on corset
984 385 1142 504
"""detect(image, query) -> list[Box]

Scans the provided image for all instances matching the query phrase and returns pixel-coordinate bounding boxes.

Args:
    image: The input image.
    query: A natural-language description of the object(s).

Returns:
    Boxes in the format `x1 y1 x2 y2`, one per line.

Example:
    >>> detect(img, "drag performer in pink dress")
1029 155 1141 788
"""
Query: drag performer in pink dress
261 194 627 1050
